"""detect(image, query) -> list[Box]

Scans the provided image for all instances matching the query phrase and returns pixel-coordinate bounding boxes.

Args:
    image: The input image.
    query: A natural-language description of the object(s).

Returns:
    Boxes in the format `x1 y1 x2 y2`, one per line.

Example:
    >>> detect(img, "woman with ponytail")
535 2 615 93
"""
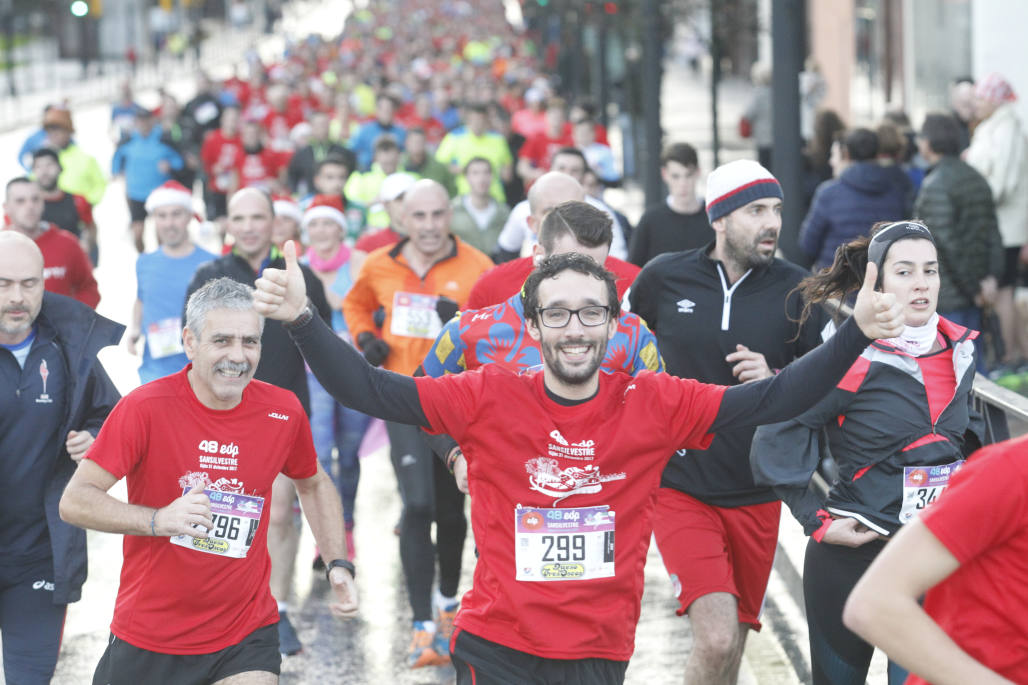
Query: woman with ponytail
751 220 988 685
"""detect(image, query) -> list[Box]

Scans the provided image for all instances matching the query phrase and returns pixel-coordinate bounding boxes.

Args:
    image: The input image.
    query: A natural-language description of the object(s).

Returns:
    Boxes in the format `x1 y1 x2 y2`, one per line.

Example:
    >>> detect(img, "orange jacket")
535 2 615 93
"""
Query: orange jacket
342 237 493 375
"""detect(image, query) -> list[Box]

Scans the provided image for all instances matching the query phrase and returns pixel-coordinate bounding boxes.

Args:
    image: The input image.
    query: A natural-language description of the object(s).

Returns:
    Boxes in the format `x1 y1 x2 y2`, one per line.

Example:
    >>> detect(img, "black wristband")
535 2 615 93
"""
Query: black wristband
325 558 355 581
282 299 315 331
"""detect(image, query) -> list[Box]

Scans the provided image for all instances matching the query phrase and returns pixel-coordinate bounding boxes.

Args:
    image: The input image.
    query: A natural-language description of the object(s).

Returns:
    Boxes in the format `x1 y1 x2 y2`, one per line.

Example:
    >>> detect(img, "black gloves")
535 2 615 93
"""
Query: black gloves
356 331 390 367
435 296 459 324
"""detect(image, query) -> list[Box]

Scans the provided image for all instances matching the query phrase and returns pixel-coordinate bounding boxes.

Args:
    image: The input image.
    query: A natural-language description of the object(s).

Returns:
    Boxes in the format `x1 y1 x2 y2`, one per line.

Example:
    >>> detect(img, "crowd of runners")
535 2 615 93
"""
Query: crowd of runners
1 0 1027 684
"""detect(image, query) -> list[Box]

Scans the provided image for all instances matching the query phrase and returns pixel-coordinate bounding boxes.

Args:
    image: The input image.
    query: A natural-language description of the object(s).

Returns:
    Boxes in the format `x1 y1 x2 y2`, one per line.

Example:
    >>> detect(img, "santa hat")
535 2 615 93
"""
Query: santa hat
145 181 194 214
975 73 1017 104
704 160 782 223
302 194 347 231
273 195 302 225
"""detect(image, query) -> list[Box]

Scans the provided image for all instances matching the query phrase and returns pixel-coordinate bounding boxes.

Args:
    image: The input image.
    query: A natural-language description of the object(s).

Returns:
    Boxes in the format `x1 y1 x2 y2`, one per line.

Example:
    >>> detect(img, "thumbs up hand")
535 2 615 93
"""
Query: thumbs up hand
254 240 307 321
852 261 906 340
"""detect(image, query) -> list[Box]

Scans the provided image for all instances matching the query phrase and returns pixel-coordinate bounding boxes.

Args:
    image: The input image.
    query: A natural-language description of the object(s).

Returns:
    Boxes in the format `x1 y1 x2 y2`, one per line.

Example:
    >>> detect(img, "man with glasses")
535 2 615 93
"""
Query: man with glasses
253 234 905 684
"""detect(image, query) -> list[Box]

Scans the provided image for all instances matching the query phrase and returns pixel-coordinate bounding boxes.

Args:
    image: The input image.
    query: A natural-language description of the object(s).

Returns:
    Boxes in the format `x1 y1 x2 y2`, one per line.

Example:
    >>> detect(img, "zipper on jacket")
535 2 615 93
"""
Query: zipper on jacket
715 264 752 331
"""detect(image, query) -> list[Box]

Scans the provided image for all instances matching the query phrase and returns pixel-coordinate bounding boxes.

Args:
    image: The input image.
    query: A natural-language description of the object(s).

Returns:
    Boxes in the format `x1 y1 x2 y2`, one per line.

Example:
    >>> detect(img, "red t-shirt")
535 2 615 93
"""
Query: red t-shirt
908 437 1028 684
414 366 725 660
354 227 403 253
23 224 99 308
518 130 574 171
200 131 245 193
466 255 639 310
396 114 446 146
238 148 292 191
86 368 318 654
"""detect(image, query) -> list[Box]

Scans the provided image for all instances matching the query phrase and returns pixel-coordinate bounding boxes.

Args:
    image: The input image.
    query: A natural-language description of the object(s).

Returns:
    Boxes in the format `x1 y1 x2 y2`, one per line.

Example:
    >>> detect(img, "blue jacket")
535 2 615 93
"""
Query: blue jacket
35 294 122 603
348 120 406 170
799 162 910 270
111 125 184 201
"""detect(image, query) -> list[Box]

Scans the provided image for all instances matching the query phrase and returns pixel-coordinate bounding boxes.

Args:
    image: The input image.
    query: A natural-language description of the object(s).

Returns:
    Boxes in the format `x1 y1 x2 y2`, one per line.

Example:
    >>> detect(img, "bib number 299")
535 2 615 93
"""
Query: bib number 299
542 534 586 562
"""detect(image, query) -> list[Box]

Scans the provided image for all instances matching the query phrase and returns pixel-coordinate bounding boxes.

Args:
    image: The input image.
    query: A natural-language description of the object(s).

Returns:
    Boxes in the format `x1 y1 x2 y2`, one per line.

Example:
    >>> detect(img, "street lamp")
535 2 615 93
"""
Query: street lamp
70 0 89 17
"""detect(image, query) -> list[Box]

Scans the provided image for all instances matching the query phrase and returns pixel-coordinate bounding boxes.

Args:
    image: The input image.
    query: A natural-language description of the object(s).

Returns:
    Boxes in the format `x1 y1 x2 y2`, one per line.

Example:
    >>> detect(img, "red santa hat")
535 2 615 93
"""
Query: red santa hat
272 195 302 225
145 181 194 214
302 194 347 231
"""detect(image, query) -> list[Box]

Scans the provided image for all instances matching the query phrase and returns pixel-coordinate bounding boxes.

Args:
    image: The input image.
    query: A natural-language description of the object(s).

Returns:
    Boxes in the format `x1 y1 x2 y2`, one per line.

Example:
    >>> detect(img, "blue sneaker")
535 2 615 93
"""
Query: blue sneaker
277 611 303 656
408 620 446 668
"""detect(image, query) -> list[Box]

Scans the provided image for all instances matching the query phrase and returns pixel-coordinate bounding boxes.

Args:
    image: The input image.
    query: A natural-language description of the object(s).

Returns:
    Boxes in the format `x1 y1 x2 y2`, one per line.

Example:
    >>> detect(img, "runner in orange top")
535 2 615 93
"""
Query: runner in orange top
341 179 492 668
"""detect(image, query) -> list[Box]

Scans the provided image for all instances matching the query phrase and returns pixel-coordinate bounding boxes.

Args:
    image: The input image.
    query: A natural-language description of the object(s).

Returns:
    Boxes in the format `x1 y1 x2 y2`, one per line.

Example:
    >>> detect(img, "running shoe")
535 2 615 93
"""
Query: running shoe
432 600 458 660
408 621 446 668
277 611 303 656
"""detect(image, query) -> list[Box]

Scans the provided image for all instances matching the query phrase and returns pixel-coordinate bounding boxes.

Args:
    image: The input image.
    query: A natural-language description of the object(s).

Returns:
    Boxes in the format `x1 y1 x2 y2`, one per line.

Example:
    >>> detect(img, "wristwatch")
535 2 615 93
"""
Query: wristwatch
326 558 356 581
282 299 314 331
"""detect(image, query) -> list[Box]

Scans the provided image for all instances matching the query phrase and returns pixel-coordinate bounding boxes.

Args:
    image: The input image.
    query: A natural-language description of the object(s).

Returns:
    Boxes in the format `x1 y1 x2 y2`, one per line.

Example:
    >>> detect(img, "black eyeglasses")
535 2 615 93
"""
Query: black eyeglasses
536 306 611 328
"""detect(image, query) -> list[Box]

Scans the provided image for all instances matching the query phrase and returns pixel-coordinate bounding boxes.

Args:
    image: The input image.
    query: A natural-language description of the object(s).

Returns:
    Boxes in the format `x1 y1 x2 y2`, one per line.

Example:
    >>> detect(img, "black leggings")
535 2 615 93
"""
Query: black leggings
804 537 908 685
386 421 468 621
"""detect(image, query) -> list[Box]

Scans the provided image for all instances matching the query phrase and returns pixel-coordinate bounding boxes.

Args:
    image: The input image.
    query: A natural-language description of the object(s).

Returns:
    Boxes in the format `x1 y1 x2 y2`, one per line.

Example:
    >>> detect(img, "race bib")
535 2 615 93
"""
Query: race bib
898 460 965 524
390 291 442 339
515 505 615 582
146 317 184 359
170 489 263 559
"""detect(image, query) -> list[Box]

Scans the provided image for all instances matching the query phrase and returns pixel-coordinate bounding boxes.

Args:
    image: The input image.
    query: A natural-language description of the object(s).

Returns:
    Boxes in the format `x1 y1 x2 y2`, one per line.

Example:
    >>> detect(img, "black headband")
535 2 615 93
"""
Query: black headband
867 221 934 270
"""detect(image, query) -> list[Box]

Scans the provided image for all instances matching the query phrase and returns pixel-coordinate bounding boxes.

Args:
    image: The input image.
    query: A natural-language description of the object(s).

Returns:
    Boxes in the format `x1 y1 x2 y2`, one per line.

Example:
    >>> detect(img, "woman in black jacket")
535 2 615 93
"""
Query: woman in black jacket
751 221 986 685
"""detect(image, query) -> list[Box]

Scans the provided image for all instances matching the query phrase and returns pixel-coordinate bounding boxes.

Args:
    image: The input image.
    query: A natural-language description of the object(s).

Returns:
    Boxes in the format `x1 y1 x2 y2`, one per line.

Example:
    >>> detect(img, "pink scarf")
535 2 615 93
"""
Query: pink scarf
306 244 350 274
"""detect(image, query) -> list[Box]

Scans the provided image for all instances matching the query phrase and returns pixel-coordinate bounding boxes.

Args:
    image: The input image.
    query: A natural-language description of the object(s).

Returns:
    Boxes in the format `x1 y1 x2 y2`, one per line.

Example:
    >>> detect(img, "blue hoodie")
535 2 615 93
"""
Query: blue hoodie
799 162 911 270
111 125 184 202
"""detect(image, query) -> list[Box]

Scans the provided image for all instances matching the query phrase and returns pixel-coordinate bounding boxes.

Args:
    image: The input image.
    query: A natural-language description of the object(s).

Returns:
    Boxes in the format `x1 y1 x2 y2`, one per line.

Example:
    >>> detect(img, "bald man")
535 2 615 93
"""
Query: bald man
467 171 640 309
183 187 332 656
340 179 493 668
0 231 122 683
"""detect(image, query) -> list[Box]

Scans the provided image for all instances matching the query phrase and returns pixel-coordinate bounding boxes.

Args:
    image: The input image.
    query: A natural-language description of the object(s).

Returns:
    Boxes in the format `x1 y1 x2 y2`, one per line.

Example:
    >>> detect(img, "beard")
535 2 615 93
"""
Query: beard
540 335 607 387
723 226 777 271
0 304 34 338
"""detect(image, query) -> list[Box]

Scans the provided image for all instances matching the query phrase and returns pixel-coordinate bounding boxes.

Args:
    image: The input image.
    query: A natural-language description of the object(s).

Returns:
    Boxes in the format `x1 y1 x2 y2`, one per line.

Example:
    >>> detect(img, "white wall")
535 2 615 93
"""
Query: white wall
972 1 1028 125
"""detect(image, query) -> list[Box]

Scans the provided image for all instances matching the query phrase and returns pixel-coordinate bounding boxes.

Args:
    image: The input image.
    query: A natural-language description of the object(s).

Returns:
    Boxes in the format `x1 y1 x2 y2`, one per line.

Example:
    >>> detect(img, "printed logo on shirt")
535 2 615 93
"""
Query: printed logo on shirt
35 360 53 404
547 432 597 461
676 298 696 314
525 457 626 504
444 280 459 291
195 440 240 471
268 412 290 421
31 579 55 592
43 266 66 281
549 429 569 446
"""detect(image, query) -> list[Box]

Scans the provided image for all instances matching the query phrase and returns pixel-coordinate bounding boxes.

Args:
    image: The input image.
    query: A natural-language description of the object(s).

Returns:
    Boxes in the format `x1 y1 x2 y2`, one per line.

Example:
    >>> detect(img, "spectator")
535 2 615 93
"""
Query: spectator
3 177 99 308
742 62 774 171
948 77 976 152
448 157 509 255
801 109 846 218
628 142 712 267
799 128 909 271
914 112 1003 372
111 107 185 253
964 72 1028 369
